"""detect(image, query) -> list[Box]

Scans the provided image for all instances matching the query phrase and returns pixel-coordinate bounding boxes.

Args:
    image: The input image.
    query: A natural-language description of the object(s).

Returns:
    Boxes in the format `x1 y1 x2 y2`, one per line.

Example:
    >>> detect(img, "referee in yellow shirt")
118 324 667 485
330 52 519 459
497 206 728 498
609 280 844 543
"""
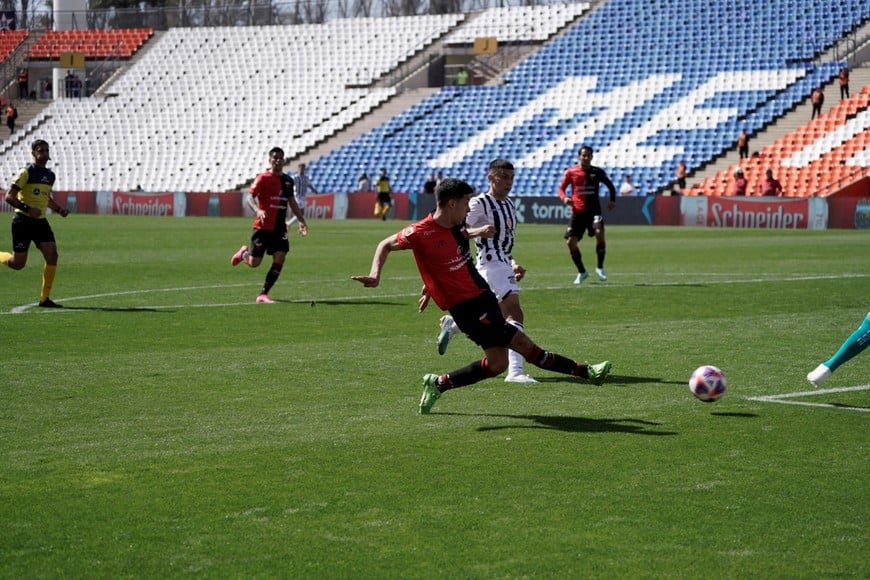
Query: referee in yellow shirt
1 139 70 308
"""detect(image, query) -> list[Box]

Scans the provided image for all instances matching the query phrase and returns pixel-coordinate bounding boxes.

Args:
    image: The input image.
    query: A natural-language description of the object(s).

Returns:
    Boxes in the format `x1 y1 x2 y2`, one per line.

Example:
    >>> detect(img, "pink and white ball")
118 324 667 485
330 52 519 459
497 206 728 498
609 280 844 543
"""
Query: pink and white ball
689 365 727 403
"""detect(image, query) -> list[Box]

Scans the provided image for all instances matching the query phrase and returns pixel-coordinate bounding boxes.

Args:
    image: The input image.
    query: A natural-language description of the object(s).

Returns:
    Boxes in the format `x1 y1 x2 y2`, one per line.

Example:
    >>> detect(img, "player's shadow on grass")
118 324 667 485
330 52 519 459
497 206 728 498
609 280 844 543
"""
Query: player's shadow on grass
831 403 870 410
633 283 706 287
284 299 407 307
533 374 684 386
443 413 677 436
56 306 163 312
710 412 759 418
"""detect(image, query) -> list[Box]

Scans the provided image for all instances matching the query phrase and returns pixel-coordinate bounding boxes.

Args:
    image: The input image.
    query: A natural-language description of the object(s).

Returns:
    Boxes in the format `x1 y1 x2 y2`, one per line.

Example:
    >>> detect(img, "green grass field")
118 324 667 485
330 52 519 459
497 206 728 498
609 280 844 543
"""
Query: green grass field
1 216 868 578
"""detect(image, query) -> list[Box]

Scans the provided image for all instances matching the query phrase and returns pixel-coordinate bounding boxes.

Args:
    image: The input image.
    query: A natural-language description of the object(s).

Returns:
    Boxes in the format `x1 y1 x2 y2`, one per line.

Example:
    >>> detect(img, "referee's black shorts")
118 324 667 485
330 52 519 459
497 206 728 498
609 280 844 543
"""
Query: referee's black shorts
11 213 56 252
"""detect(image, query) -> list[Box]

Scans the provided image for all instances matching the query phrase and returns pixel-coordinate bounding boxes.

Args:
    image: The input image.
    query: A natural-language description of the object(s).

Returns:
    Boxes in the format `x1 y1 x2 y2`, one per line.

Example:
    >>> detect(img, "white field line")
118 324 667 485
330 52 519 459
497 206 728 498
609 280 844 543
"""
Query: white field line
747 385 870 412
3 272 867 315
3 285 420 314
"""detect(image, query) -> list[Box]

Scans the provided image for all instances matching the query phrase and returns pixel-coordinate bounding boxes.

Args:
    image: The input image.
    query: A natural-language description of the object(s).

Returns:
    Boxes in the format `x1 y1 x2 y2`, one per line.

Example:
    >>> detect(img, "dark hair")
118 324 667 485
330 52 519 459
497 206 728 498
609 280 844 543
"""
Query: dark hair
435 177 474 207
488 158 514 173
579 145 593 156
269 147 284 157
32 139 48 151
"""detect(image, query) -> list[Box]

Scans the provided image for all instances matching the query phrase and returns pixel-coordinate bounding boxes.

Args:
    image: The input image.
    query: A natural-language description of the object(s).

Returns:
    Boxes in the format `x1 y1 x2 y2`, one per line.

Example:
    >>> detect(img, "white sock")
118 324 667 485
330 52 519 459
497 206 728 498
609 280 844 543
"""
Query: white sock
507 320 525 376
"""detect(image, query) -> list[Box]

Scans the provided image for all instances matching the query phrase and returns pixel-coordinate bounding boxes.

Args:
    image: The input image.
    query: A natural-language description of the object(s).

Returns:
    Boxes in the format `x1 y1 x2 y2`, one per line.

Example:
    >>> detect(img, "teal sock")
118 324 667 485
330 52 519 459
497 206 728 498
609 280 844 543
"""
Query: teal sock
824 312 870 372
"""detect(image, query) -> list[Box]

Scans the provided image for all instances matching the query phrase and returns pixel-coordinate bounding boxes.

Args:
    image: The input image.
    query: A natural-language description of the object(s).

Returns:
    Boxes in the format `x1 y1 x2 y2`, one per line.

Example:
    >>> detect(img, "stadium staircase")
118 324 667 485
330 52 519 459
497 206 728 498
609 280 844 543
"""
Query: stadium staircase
687 86 870 197
0 28 156 152
682 75 862 190
681 19 870 195
289 4 593 171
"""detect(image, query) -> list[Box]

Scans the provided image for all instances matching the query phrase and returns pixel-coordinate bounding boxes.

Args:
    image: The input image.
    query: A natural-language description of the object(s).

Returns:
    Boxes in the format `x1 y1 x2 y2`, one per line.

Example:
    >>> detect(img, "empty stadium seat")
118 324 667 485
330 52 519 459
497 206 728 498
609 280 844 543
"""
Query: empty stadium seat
690 88 870 198
1 1 868 196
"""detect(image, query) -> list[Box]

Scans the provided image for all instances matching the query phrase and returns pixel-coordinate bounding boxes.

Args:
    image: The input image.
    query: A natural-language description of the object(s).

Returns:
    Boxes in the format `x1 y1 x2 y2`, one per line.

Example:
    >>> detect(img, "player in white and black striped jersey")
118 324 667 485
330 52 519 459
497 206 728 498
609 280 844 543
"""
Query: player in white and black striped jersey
437 158 538 383
286 163 320 229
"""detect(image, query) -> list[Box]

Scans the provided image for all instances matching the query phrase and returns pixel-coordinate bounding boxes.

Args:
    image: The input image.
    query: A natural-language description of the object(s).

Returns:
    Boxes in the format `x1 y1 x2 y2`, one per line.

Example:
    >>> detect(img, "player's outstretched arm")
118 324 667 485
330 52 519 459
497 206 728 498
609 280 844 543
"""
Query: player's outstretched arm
352 234 399 288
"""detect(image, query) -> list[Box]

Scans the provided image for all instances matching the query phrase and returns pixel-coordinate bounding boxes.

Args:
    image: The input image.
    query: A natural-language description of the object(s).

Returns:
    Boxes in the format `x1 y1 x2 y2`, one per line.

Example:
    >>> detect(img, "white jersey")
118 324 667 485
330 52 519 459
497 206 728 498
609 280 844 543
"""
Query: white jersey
466 191 519 300
467 191 516 265
292 173 314 206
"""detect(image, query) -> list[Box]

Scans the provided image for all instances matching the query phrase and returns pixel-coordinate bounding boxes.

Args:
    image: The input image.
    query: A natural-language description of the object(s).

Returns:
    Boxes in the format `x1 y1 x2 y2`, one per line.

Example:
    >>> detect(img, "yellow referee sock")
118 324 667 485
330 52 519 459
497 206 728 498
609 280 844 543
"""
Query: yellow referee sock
41 264 57 301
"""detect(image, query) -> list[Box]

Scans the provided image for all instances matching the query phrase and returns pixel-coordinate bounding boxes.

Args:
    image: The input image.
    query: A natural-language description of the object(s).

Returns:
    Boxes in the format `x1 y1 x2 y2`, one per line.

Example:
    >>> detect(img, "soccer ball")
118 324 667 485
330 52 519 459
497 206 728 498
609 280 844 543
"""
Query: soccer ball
689 365 727 403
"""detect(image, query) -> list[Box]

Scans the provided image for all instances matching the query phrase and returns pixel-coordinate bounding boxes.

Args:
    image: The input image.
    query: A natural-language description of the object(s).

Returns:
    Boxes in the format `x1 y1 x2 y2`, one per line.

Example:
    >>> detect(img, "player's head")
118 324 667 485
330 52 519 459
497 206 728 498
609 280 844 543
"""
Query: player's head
488 158 514 174
487 158 515 196
268 147 285 172
436 178 475 226
436 177 474 207
31 139 50 163
578 145 593 168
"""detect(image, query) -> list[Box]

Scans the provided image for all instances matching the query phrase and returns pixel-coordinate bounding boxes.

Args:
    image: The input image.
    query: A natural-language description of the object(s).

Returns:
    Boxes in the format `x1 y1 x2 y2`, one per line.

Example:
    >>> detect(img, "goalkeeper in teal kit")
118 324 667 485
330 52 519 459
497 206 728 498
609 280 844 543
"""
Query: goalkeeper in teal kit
807 312 870 387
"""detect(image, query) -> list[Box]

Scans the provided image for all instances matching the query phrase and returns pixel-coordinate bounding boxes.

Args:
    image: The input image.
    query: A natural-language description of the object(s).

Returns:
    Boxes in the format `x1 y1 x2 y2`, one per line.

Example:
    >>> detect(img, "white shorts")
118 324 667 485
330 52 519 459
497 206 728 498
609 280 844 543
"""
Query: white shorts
477 259 518 302
295 194 307 208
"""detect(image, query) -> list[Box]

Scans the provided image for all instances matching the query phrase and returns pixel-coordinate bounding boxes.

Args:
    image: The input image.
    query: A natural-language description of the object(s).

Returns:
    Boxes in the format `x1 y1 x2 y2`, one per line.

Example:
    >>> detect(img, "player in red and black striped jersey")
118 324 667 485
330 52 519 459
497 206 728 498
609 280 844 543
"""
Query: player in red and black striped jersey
353 177 612 414
230 147 307 304
558 145 616 285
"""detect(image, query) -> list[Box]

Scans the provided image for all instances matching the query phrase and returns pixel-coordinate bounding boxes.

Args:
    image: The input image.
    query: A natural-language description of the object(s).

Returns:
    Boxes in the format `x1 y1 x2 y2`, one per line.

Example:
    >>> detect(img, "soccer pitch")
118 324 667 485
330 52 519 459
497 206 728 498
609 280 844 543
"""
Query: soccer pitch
1 216 868 578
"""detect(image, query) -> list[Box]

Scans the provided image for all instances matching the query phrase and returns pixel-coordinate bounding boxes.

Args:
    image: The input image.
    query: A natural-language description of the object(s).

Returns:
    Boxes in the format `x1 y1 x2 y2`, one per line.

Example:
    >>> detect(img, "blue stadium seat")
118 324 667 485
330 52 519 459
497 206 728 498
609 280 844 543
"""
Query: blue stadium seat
313 0 866 197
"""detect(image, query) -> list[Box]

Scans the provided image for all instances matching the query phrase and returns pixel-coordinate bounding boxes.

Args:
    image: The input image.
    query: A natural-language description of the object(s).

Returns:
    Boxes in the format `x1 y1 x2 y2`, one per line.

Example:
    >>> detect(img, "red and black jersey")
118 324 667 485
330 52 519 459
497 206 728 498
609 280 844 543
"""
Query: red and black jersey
558 165 616 214
396 213 489 311
250 171 293 231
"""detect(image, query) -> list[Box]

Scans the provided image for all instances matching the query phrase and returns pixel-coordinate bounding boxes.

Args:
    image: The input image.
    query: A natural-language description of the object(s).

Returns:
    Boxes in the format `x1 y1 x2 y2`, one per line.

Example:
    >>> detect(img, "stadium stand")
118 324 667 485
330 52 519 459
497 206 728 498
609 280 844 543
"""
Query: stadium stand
688 87 870 197
443 3 590 45
27 29 153 60
0 29 28 62
0 16 461 192
312 0 867 196
0 1 866 196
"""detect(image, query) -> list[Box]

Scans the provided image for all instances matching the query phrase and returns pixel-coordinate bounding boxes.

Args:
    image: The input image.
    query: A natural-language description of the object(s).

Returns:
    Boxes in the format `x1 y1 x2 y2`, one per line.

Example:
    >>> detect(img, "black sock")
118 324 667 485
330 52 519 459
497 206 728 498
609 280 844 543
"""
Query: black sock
596 244 605 269
261 264 283 295
527 345 586 377
440 359 495 390
570 248 585 273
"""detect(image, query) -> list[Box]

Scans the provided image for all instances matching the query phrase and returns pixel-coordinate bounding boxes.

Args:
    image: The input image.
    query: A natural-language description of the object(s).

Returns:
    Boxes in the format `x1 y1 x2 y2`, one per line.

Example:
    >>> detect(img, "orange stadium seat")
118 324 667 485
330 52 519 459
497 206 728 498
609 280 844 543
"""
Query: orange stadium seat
691 91 870 198
0 29 28 63
27 28 153 60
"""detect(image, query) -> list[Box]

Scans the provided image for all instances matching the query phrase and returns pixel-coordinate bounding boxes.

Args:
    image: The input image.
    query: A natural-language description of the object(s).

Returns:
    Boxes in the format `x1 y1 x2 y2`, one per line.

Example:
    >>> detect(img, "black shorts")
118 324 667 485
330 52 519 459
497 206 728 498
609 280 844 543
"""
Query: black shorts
448 291 518 350
377 193 392 205
565 212 603 240
11 213 55 252
249 228 289 258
